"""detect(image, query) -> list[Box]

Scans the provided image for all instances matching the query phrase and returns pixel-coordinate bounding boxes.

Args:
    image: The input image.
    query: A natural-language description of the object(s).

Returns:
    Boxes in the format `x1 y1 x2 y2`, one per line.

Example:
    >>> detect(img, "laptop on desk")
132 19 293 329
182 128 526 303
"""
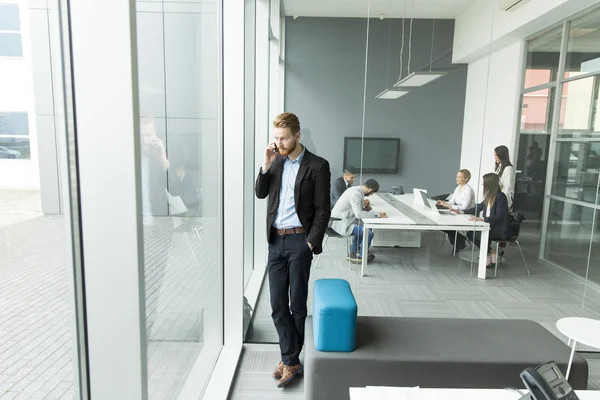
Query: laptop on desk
417 189 455 216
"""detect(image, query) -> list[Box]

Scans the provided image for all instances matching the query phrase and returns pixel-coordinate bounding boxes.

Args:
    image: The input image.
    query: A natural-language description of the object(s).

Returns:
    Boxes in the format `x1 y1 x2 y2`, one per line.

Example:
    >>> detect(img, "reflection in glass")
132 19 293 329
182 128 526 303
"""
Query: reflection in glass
551 141 600 203
136 2 223 397
589 213 600 284
0 112 29 135
564 8 600 77
545 199 595 280
0 137 30 159
0 4 20 30
516 82 554 222
244 0 256 291
558 75 599 137
515 134 549 220
520 88 553 132
523 26 563 89
0 32 22 57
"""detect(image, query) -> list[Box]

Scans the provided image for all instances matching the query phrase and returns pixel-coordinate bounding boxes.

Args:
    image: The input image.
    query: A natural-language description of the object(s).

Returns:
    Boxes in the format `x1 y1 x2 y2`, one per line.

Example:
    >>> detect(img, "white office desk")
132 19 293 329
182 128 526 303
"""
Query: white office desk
350 387 600 399
361 193 490 279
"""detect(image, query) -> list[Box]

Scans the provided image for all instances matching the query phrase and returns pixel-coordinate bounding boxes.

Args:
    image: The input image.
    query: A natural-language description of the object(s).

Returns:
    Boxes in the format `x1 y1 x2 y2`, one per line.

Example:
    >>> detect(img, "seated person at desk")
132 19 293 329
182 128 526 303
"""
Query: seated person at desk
330 179 387 263
438 169 475 253
455 173 513 268
330 167 357 208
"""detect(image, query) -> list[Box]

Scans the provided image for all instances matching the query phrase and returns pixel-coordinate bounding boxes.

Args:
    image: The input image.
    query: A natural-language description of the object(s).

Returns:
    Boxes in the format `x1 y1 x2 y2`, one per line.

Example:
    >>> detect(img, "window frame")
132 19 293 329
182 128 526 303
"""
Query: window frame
0 4 23 58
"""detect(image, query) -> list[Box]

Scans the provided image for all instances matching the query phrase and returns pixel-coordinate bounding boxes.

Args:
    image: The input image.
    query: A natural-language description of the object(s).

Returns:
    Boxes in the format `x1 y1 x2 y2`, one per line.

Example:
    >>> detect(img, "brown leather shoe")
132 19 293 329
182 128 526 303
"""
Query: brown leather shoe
277 363 303 388
272 361 284 380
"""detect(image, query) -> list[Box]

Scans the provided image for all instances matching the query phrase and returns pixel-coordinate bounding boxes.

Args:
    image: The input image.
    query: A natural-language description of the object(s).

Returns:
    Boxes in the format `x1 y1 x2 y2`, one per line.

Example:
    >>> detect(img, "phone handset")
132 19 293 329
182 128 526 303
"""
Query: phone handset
520 361 579 400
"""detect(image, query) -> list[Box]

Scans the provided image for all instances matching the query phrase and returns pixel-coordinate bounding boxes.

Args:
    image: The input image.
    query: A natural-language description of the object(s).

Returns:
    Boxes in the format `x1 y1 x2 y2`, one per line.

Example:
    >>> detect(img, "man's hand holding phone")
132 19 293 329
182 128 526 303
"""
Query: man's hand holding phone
262 143 279 172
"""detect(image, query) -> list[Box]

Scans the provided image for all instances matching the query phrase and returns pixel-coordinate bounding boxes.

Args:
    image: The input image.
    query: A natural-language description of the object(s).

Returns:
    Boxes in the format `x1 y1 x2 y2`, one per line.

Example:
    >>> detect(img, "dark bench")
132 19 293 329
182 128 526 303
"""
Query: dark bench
304 316 588 400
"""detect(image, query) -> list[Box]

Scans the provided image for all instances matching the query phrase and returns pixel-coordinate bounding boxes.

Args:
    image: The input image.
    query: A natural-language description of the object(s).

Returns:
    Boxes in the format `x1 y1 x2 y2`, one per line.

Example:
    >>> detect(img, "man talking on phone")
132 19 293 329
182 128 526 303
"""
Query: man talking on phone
255 112 331 388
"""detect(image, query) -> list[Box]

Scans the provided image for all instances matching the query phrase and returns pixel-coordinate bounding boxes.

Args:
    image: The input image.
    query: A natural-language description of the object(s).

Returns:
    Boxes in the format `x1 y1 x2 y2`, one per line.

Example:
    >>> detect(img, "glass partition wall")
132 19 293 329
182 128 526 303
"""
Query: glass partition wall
518 9 600 293
243 1 600 371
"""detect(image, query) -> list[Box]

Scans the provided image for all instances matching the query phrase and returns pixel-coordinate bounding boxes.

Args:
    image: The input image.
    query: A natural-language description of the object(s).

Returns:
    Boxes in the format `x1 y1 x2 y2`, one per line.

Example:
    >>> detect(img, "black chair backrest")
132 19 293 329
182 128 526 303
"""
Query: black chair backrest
513 192 527 211
508 212 525 241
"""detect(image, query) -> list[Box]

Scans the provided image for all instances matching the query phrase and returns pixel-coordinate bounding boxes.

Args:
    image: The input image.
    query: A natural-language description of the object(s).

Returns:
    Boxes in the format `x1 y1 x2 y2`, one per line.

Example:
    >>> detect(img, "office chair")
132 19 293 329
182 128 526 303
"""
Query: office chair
313 217 351 269
494 214 530 277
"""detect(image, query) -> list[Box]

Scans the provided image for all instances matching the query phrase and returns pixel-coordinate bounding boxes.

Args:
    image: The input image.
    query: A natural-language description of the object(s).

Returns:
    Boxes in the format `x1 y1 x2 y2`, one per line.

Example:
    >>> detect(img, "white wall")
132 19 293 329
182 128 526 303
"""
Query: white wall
0 0 40 190
453 0 599 63
459 40 525 197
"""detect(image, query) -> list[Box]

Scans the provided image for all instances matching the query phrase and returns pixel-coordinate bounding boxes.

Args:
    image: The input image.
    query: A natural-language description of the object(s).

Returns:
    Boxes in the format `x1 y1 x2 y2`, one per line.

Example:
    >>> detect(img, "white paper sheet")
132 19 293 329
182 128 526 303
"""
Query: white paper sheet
350 386 424 400
165 189 188 215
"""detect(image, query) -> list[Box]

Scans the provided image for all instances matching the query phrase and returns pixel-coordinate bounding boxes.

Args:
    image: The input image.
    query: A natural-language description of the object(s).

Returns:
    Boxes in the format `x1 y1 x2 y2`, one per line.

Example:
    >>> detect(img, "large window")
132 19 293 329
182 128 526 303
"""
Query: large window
0 112 30 159
517 7 600 285
0 4 22 57
136 1 224 397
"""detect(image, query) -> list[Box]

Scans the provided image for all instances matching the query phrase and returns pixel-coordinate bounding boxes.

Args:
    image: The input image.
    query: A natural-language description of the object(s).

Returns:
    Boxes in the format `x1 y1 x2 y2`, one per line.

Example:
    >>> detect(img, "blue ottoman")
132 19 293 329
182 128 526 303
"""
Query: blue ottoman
312 279 357 352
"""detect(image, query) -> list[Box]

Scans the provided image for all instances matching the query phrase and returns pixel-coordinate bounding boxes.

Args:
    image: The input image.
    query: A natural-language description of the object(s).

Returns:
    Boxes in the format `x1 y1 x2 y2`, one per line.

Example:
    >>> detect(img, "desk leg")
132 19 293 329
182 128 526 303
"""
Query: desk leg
477 229 489 280
566 340 577 380
361 224 368 277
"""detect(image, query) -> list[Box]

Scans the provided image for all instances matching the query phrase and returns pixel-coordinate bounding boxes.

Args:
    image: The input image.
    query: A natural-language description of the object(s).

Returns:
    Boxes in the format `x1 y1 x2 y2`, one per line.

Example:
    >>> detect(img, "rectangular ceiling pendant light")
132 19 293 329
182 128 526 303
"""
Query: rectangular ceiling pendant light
375 88 410 100
393 71 447 88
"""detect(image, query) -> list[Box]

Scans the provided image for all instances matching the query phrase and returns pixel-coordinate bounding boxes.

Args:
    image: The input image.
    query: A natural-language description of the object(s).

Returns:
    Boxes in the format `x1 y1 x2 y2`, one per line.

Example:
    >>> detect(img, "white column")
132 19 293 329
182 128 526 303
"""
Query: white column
201 0 245 397
68 0 147 398
253 0 270 274
459 40 525 198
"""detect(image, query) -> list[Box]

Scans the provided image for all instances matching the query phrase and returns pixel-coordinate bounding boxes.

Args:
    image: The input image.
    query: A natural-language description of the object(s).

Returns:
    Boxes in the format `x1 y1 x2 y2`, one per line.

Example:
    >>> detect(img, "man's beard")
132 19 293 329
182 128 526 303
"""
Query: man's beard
278 139 298 156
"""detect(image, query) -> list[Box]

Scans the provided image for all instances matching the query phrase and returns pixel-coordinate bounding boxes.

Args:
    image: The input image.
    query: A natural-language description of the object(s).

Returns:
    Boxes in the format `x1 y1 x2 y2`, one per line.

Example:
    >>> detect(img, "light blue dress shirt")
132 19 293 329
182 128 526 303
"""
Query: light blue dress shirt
273 148 305 229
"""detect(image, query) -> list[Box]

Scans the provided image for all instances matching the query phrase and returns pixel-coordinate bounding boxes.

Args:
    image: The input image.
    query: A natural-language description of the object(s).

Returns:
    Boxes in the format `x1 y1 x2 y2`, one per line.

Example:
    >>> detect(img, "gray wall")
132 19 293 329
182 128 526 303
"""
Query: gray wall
285 17 468 195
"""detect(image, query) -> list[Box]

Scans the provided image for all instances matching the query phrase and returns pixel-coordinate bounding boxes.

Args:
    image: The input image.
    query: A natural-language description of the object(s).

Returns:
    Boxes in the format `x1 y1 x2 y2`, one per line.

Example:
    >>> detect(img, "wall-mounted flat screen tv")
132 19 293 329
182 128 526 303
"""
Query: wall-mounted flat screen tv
343 137 400 174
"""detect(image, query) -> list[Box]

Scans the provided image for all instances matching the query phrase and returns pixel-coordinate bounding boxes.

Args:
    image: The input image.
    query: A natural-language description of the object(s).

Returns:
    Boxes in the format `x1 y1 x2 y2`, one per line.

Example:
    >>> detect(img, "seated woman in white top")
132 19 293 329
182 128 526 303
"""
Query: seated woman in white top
494 145 516 211
437 169 475 253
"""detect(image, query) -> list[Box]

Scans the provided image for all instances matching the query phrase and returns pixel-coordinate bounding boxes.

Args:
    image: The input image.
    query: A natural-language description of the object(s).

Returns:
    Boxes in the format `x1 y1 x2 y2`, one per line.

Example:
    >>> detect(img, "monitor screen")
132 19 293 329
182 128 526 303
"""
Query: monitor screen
343 137 400 174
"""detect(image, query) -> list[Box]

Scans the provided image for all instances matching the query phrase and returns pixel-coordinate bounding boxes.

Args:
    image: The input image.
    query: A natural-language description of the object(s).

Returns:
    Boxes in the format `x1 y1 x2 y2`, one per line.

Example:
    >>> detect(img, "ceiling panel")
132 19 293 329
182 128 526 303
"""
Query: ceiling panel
282 0 478 19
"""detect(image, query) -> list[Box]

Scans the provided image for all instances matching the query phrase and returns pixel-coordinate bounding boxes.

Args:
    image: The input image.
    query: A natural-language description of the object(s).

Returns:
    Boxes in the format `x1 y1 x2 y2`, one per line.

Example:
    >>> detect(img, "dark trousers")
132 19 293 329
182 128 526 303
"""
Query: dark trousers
444 230 466 249
466 231 503 253
268 231 313 366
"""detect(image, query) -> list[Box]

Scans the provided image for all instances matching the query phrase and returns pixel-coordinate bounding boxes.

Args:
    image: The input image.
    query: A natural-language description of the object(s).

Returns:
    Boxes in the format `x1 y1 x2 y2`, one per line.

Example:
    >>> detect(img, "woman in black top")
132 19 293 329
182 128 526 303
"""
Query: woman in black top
456 173 512 267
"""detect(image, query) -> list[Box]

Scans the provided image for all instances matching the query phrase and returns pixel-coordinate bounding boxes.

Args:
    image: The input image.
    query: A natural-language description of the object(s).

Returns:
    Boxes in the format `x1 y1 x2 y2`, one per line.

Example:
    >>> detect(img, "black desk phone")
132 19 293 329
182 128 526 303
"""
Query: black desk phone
520 361 579 400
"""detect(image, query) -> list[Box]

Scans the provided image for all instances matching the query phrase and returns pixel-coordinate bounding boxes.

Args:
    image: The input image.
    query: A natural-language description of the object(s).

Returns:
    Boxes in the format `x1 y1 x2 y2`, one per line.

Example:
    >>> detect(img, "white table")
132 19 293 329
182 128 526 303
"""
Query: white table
361 193 490 279
350 387 600 399
557 317 600 379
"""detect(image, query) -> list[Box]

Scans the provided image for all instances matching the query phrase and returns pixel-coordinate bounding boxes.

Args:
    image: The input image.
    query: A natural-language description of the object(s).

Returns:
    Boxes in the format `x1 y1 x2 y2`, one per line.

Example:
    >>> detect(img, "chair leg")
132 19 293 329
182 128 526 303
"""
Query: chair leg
314 234 329 269
453 231 458 257
494 241 499 277
515 240 531 275
347 236 351 257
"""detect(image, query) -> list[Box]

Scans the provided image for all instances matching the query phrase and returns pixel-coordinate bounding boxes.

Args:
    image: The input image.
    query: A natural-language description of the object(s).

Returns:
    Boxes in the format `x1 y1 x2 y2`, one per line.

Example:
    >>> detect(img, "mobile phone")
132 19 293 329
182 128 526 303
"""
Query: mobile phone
273 143 279 153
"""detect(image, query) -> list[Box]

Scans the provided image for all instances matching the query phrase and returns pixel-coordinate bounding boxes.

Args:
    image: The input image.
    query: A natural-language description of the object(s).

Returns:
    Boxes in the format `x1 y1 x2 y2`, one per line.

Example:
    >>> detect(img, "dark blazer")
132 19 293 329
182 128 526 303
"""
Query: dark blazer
330 176 350 208
255 149 331 255
463 191 512 240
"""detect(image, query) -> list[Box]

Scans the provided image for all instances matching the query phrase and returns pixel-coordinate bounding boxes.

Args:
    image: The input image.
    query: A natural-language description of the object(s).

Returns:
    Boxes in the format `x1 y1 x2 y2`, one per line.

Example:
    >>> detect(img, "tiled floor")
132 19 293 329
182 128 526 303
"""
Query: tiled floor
0 190 42 228
0 216 75 400
235 225 600 399
0 213 221 399
247 227 600 347
228 348 600 400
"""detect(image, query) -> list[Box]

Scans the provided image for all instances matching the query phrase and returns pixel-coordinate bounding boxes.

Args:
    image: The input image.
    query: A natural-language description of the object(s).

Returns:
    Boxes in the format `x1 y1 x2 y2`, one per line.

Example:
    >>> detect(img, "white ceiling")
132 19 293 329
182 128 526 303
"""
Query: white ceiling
282 0 478 19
